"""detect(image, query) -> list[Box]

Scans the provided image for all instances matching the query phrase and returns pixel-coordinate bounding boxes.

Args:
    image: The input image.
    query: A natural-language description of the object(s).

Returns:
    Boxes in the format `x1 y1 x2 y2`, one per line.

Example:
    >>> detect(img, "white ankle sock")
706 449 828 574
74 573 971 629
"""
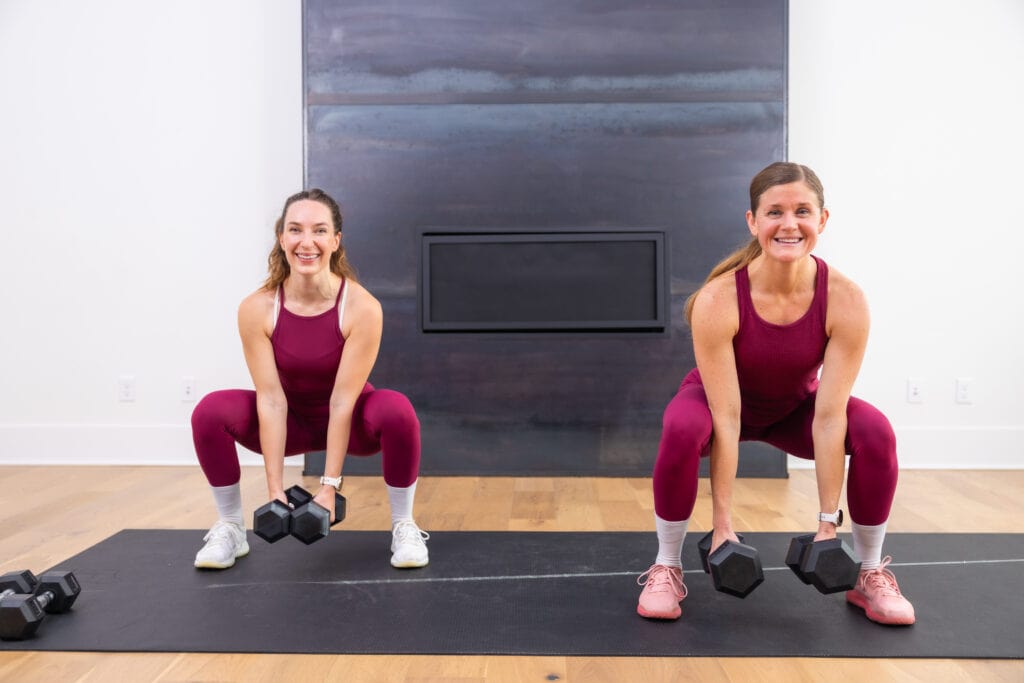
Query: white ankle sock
210 483 244 528
654 514 689 568
387 481 417 525
851 521 887 570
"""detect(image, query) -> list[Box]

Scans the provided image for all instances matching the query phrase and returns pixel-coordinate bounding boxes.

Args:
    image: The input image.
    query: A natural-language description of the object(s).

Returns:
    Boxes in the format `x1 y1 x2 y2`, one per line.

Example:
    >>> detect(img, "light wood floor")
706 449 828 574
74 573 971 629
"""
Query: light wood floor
1 466 1022 682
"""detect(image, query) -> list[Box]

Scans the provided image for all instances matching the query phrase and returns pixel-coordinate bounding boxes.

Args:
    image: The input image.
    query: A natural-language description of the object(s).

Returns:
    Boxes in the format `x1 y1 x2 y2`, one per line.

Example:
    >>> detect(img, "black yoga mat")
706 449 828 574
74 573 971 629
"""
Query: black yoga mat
2 530 1022 658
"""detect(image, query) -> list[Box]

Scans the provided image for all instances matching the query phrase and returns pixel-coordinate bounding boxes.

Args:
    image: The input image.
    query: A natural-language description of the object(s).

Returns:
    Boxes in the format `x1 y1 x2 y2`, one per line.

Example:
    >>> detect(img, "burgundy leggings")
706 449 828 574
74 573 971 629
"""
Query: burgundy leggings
653 380 898 525
191 387 420 488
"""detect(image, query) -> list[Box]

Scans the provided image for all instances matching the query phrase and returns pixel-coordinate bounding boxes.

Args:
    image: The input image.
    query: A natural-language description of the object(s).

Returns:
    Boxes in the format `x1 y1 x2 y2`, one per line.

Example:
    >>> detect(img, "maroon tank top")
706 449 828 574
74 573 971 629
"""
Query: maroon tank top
732 255 829 426
271 281 347 420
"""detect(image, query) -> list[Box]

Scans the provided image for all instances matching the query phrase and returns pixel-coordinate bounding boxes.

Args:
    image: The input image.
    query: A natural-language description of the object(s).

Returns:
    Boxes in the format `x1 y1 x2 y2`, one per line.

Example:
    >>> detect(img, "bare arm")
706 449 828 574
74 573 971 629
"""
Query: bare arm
813 271 870 540
238 290 289 503
690 276 742 552
314 283 383 518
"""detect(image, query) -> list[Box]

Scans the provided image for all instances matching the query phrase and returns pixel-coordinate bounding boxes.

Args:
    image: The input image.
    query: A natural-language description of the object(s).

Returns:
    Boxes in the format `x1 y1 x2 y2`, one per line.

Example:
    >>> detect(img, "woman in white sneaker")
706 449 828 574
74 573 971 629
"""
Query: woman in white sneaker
191 189 429 571
637 162 915 625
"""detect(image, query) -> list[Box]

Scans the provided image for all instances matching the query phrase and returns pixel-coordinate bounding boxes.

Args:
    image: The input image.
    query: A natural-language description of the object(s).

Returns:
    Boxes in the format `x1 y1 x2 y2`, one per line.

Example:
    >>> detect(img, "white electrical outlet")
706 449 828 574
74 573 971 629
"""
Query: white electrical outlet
955 377 973 405
182 376 197 402
906 378 923 404
117 375 136 402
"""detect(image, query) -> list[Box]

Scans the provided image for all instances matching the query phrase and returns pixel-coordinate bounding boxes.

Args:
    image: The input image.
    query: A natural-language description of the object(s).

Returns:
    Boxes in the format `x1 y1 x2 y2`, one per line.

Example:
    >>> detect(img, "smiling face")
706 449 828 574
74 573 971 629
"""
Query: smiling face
746 181 829 263
278 199 341 275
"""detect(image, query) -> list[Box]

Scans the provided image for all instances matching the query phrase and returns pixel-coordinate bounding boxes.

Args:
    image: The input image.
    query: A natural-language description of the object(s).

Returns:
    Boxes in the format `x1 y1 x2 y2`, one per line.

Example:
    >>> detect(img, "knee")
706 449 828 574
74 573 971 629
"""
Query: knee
660 409 709 457
848 414 898 473
370 390 420 435
656 411 708 477
191 392 223 434
191 390 247 436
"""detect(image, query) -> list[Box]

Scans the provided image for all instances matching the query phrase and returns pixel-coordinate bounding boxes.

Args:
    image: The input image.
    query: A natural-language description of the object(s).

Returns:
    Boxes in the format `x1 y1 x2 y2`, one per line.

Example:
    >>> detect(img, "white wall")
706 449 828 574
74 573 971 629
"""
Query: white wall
0 0 1020 468
788 0 1024 468
0 0 303 466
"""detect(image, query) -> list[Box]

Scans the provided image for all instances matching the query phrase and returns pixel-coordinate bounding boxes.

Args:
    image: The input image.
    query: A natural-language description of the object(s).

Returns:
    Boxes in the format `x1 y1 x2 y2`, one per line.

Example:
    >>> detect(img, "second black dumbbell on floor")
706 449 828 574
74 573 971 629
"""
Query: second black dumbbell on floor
697 531 765 598
253 484 347 545
785 533 861 594
0 570 81 640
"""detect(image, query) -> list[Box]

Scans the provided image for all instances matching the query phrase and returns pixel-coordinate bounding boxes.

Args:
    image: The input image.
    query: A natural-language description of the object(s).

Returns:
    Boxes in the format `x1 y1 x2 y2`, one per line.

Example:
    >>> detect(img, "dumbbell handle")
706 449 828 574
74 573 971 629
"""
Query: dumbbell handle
0 589 52 609
0 588 48 615
32 591 56 611
0 587 41 602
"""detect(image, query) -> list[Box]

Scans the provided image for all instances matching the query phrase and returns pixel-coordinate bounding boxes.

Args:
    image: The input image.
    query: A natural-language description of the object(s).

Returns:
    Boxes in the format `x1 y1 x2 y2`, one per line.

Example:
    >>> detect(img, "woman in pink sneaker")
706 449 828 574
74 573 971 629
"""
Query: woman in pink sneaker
190 189 429 571
636 162 914 625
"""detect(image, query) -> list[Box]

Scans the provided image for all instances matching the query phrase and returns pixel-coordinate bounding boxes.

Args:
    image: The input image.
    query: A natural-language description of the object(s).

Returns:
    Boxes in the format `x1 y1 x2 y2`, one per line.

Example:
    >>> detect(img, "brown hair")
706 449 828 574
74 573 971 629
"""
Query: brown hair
262 188 357 291
683 162 825 323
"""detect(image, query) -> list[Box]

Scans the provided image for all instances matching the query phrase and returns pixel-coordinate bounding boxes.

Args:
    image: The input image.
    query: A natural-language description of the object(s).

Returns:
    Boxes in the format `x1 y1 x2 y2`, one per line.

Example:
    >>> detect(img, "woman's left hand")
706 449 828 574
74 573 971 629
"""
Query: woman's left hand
313 486 338 523
813 522 838 542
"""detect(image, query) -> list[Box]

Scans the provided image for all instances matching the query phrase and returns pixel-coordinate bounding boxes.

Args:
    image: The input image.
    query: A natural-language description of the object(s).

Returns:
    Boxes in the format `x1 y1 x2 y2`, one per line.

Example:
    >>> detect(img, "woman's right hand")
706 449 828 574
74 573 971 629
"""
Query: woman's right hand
267 488 289 507
710 526 741 554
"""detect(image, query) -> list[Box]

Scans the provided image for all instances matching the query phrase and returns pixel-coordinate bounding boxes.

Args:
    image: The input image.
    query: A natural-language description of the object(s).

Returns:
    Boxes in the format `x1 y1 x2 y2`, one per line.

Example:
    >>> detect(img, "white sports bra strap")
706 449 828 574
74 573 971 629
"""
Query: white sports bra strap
272 287 281 331
338 280 349 332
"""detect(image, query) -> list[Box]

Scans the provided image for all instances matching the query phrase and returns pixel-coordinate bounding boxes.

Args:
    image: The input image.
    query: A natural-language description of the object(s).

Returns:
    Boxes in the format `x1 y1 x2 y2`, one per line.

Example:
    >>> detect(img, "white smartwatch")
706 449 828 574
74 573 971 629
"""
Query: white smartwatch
320 475 344 492
817 509 844 526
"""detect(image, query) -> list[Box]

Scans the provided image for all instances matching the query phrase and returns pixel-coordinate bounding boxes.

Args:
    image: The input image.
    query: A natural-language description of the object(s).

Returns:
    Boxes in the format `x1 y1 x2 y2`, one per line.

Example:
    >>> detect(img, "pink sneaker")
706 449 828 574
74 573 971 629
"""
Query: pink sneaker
636 564 687 620
846 556 916 625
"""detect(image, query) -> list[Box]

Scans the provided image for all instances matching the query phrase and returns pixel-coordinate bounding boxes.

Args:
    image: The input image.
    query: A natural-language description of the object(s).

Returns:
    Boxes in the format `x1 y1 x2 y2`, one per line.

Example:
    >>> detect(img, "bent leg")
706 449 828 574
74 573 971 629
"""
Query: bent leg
349 388 428 568
348 388 421 488
841 400 911 622
639 382 708 619
652 382 713 521
757 396 911 622
844 398 898 526
191 390 257 568
191 390 260 487
758 395 898 525
191 389 328 487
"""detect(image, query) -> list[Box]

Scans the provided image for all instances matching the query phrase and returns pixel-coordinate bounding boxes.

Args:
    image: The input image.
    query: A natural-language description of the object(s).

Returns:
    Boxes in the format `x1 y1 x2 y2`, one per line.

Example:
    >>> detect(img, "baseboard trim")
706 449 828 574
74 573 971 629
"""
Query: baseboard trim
1 424 1020 469
787 425 1023 470
0 424 281 467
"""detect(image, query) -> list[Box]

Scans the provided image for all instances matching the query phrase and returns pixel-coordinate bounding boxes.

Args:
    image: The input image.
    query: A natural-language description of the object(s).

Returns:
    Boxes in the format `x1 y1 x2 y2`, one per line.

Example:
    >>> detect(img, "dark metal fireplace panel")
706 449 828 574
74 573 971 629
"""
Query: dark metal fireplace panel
303 0 788 476
422 231 666 332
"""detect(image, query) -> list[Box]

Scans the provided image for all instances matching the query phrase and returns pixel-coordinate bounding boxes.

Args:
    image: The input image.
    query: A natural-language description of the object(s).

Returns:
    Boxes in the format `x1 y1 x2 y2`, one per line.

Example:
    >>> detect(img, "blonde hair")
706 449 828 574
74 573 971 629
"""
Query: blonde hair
262 188 357 291
683 162 825 324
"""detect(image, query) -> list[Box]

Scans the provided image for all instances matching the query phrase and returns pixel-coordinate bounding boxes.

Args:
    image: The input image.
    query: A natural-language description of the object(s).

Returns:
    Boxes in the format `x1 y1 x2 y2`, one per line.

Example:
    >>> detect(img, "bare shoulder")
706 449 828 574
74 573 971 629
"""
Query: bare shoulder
237 287 275 336
691 272 739 336
694 272 738 310
826 265 868 313
343 280 383 333
825 265 869 334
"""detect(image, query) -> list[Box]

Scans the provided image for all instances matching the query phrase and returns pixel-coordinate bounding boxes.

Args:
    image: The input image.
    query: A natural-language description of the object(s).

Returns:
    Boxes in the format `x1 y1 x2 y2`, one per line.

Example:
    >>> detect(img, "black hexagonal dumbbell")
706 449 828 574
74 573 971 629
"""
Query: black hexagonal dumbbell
253 485 315 543
0 595 44 641
0 570 38 596
785 533 816 585
0 569 81 641
33 571 81 614
0 570 44 641
290 489 347 545
697 531 765 598
785 534 861 594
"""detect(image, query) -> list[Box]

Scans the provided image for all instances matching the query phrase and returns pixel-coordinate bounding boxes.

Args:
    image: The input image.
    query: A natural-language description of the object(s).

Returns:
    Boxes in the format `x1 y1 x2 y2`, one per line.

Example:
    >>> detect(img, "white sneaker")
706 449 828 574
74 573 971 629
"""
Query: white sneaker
194 520 250 569
390 519 429 568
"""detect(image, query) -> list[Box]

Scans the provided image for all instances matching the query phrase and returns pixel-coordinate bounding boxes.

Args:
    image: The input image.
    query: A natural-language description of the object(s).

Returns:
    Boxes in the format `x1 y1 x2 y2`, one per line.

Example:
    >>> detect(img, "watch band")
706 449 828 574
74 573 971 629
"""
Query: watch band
320 475 343 491
817 509 844 526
